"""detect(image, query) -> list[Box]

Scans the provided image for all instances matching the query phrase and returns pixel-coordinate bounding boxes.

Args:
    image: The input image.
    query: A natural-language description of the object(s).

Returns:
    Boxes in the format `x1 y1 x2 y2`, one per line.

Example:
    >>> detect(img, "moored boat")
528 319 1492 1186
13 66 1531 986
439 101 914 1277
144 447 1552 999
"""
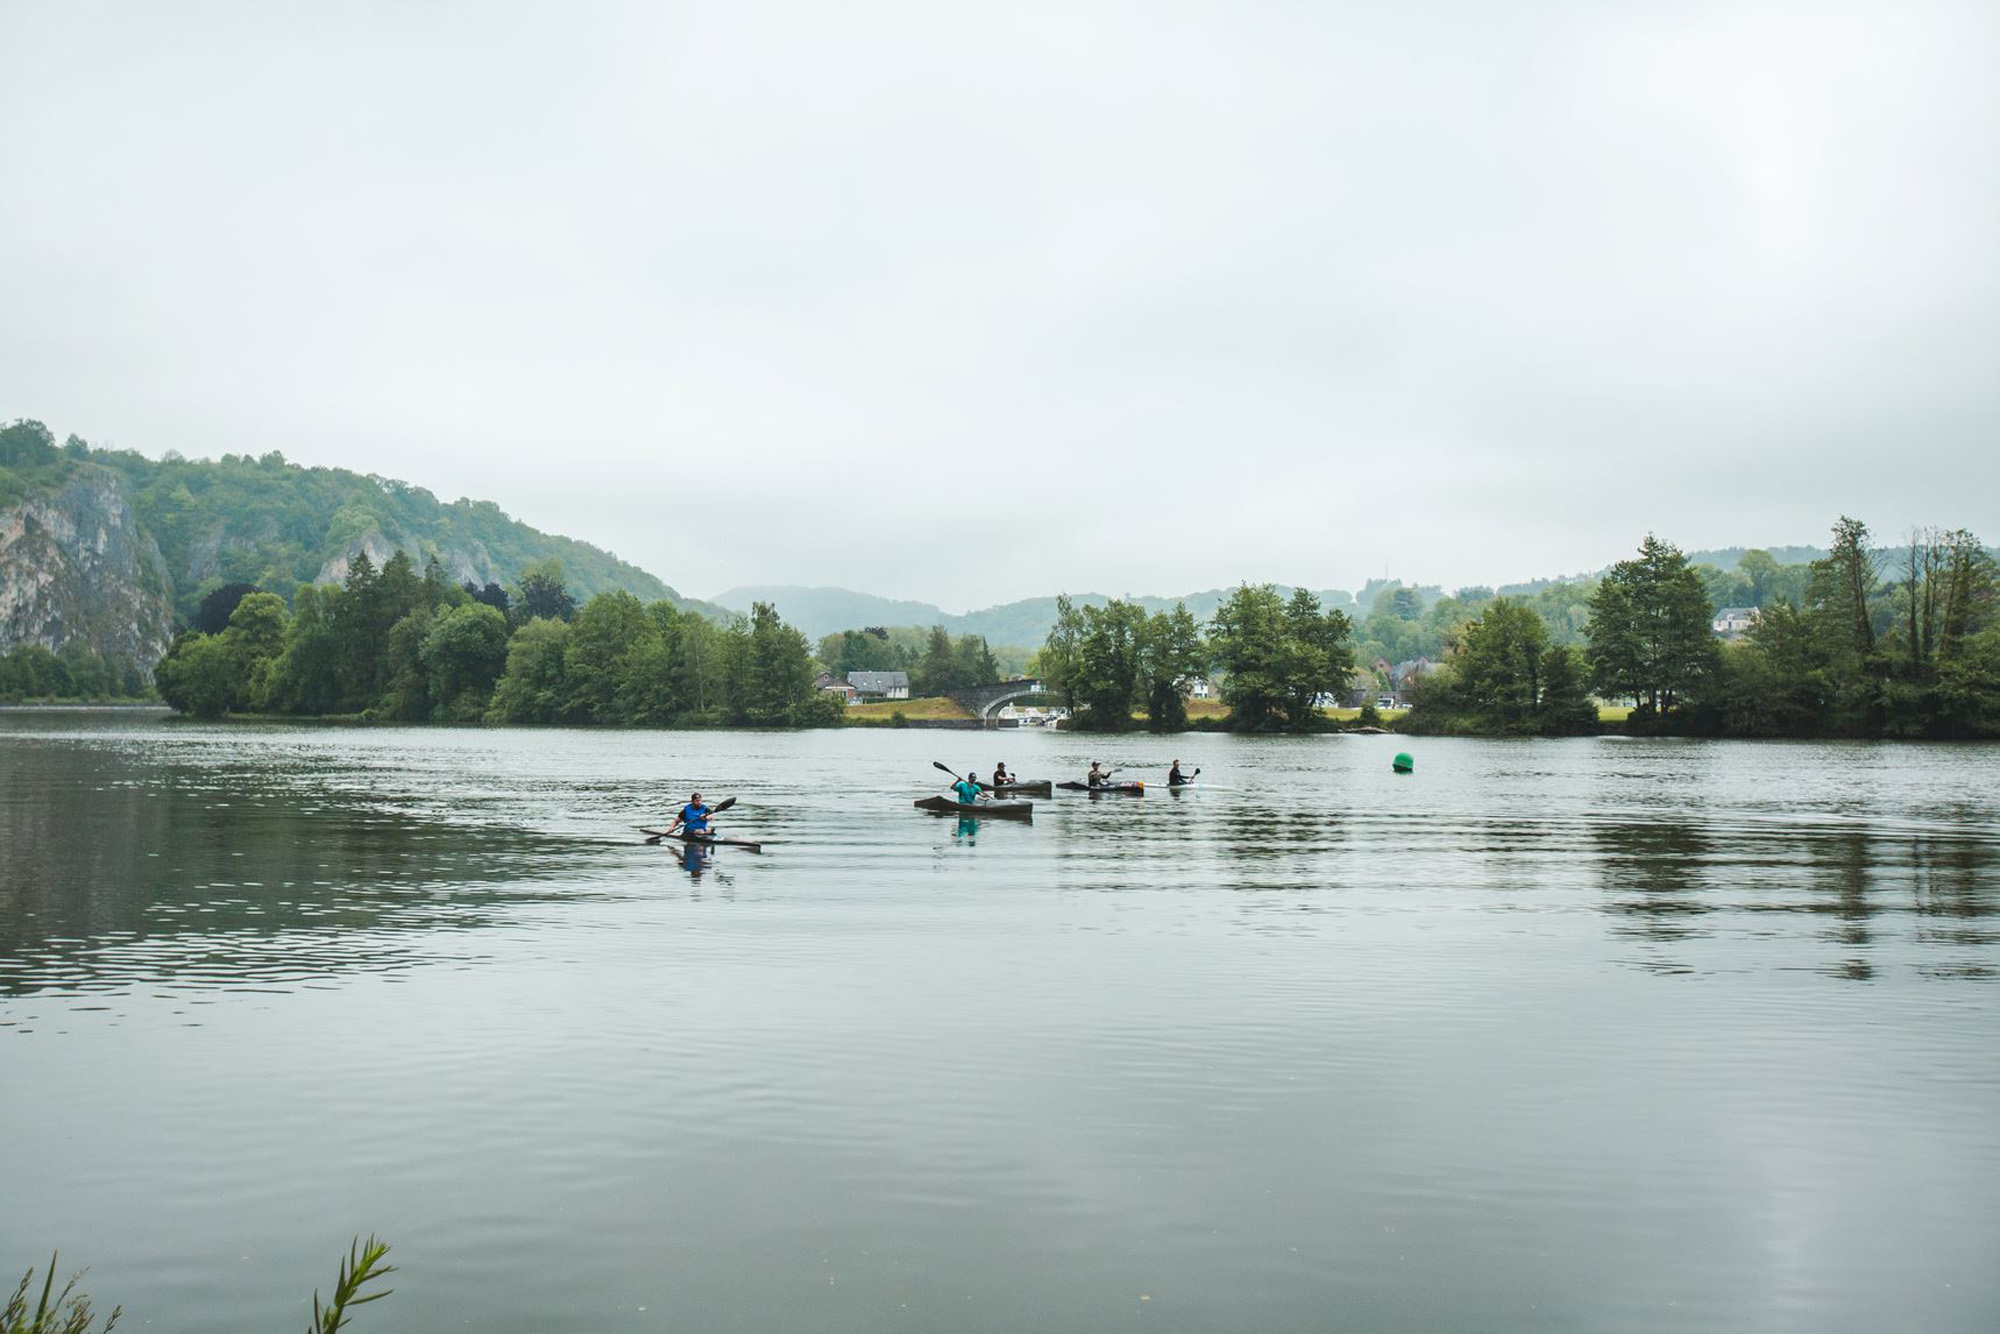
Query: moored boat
1055 780 1146 794
914 795 1034 820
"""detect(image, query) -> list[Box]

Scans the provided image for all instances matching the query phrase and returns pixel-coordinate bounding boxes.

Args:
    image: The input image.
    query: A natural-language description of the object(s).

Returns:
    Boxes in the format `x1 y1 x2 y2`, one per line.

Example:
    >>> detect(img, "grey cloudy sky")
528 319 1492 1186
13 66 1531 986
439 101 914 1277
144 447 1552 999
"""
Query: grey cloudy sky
4 0 1997 609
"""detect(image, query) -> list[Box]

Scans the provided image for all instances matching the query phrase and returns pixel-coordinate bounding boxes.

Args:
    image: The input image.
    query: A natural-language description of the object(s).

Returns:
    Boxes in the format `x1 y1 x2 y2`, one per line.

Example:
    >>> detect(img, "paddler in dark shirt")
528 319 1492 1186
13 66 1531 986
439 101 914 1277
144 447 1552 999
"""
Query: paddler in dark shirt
991 762 1015 788
1168 759 1188 787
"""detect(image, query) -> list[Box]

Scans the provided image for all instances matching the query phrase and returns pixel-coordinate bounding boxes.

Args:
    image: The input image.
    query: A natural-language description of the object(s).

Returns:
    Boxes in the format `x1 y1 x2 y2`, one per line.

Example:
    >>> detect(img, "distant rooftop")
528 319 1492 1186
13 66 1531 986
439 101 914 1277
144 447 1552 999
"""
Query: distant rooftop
847 670 909 690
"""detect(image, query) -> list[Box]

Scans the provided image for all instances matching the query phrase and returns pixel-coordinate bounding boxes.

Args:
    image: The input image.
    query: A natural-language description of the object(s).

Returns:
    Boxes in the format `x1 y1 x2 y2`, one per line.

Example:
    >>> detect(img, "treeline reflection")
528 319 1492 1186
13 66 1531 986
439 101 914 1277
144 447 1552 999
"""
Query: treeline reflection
1 742 606 997
1592 816 1998 980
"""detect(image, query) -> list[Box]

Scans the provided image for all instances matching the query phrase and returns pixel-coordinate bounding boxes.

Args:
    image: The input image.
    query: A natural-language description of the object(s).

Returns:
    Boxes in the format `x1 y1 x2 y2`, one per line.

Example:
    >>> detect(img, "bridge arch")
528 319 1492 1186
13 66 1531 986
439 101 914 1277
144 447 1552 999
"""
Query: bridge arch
952 678 1049 727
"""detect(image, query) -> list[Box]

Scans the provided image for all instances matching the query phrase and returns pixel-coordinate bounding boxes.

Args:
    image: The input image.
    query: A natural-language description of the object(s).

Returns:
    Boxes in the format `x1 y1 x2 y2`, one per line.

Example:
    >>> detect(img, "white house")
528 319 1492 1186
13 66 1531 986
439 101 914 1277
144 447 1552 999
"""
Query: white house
1712 607 1758 638
847 670 910 702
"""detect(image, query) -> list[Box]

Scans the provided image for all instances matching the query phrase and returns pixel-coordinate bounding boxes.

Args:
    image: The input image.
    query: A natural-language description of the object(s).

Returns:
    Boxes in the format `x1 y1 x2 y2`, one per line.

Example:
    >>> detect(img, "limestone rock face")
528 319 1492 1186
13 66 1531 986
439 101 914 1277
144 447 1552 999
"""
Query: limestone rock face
0 465 176 676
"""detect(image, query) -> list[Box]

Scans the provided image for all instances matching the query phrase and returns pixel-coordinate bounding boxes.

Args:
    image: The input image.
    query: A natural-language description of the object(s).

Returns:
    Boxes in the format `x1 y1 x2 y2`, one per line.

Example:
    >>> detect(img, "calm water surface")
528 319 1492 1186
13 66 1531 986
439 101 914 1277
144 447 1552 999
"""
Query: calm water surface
3 711 1997 1331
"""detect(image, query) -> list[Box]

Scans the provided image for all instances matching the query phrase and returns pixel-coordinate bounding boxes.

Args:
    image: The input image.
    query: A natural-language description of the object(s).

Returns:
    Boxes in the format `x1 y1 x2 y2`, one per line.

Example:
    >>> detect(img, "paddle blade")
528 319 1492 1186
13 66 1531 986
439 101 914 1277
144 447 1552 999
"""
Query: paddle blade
932 760 955 774
710 796 738 815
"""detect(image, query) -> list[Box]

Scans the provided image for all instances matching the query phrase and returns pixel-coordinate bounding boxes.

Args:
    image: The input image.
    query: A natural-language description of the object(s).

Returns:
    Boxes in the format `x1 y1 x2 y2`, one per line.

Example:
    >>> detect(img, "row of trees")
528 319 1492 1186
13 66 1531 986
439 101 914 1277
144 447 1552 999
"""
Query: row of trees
1406 519 1999 738
152 552 841 727
1038 586 1354 732
816 624 1004 695
0 643 153 702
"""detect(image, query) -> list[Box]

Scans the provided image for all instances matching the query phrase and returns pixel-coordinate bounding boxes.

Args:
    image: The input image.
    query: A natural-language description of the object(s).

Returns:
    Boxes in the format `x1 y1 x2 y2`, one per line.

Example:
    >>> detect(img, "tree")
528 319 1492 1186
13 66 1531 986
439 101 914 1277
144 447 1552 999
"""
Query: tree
487 618 572 722
744 601 816 725
1139 603 1204 730
1208 584 1291 730
561 591 651 722
421 603 510 720
226 591 289 710
464 580 511 615
913 626 956 697
193 582 261 635
153 632 236 718
1802 516 1887 731
263 584 344 715
1208 584 1354 731
1432 598 1548 731
1585 534 1718 720
1537 644 1597 733
516 558 577 623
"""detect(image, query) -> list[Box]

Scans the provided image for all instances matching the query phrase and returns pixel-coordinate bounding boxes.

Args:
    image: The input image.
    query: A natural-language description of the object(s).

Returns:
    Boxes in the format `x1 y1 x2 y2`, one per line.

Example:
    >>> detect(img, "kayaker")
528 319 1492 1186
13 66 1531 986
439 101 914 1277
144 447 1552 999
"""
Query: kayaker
952 770 986 806
1086 761 1108 788
992 761 1015 788
670 791 713 838
1168 759 1188 787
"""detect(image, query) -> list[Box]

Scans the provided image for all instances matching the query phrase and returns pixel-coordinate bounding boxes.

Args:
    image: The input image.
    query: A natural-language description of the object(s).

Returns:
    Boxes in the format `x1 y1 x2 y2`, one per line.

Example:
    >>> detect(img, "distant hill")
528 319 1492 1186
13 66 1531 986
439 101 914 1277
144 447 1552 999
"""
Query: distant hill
1 419 726 669
712 583 1380 647
1686 546 1827 569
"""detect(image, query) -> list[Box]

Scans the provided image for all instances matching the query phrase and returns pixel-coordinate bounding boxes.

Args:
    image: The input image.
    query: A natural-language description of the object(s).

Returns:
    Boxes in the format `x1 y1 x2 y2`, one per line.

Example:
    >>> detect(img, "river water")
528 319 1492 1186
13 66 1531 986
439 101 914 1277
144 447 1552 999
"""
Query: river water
2 711 1997 1331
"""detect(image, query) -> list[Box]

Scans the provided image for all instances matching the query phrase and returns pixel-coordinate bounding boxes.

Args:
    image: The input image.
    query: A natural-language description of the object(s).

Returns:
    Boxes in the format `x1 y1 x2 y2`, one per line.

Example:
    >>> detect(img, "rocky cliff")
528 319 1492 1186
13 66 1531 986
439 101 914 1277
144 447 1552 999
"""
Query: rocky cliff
0 463 176 673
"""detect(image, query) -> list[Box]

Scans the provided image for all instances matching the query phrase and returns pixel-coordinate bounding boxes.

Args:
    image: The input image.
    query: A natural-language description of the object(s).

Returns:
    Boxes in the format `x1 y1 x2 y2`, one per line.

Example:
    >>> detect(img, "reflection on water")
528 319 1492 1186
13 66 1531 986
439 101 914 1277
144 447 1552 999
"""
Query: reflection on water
0 727 612 998
4 715 2000 1333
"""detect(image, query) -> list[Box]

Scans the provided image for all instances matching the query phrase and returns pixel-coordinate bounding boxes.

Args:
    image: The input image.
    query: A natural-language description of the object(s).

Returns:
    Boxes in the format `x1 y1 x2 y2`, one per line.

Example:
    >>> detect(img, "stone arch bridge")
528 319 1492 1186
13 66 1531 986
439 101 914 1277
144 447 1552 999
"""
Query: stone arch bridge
951 678 1047 727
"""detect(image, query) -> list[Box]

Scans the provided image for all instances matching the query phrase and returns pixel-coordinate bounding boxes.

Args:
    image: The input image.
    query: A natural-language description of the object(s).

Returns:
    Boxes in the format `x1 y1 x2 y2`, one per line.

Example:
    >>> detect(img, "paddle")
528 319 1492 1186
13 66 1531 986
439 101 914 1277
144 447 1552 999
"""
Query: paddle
646 795 737 844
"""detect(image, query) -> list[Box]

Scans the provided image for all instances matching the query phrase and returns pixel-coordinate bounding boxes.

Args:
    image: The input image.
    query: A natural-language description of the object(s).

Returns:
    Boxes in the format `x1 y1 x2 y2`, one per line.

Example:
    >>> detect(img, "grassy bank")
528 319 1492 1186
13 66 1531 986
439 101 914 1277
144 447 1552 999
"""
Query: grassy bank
843 696 976 724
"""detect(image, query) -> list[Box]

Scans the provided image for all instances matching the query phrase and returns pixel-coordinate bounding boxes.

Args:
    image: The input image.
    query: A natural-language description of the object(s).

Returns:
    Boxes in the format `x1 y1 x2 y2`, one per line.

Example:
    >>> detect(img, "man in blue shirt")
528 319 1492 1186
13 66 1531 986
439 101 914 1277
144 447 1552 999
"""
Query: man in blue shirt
670 791 713 838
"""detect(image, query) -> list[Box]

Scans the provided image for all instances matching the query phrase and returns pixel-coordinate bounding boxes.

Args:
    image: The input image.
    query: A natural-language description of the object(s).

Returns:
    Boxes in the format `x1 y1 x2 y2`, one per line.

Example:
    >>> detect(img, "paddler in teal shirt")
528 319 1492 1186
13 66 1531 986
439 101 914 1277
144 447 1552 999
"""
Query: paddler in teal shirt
952 770 985 806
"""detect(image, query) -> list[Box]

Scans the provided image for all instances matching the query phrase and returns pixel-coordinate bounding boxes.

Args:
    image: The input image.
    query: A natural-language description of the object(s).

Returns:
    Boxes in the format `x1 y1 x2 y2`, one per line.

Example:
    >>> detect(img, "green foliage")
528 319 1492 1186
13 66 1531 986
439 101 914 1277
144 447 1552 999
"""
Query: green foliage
1710 519 2000 738
1585 534 1719 721
1040 595 1156 730
3 1239 394 1332
1141 602 1204 731
11 431 704 624
0 420 78 509
3 1253 120 1333
309 1235 396 1334
1206 584 1354 731
0 644 149 703
150 554 832 729
488 617 572 722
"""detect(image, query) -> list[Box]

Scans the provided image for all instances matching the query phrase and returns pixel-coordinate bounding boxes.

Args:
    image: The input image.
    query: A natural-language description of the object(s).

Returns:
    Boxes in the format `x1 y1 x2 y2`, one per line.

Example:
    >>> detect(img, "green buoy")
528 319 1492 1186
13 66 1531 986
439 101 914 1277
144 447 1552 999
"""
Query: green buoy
1392 752 1414 774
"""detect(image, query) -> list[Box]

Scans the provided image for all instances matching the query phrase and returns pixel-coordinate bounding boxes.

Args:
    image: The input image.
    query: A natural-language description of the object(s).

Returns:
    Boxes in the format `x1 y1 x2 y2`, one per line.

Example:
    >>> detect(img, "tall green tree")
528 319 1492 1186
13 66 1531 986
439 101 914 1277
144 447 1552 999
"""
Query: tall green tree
421 602 510 720
1207 584 1354 731
1585 534 1718 720
1139 603 1204 730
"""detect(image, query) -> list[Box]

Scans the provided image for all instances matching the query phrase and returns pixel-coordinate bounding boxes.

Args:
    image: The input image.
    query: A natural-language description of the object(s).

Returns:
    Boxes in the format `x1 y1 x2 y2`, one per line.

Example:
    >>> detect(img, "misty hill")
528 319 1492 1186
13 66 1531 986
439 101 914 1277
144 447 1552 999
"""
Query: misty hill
713 584 1391 647
719 550 1846 650
1 419 725 669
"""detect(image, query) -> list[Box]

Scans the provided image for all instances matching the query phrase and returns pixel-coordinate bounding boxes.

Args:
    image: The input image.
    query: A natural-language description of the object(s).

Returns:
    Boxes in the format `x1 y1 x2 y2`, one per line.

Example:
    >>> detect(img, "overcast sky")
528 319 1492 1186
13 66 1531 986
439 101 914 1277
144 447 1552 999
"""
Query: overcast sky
3 1 1996 609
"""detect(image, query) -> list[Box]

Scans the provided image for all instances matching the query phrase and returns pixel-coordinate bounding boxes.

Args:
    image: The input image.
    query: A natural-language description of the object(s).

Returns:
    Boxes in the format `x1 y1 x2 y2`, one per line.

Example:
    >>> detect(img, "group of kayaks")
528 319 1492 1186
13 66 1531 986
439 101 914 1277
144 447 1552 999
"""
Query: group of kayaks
635 762 1199 851
912 762 1197 821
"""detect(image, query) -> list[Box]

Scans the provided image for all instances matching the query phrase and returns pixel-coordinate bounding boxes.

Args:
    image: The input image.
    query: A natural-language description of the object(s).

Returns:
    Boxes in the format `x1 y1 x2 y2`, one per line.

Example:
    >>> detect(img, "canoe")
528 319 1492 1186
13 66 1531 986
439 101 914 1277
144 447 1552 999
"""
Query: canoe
914 795 1034 820
1055 780 1145 794
978 780 1053 797
638 827 765 852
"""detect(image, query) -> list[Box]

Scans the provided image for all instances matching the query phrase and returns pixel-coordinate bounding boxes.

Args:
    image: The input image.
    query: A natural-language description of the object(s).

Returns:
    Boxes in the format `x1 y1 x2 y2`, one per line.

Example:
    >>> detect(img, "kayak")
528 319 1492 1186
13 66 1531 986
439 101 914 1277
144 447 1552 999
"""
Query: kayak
637 827 765 852
914 795 1034 820
978 780 1053 797
1055 781 1145 794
